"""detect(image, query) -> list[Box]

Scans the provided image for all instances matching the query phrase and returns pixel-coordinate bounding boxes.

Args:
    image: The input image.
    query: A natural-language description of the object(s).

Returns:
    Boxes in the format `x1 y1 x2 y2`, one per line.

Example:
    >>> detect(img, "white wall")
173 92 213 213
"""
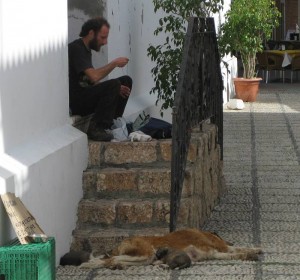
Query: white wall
216 0 237 103
68 0 173 123
106 0 172 122
0 0 88 265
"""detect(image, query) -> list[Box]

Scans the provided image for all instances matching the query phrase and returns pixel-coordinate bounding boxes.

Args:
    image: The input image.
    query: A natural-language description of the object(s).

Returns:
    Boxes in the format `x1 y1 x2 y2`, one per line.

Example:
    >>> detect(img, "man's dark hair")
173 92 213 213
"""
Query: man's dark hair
79 17 110 37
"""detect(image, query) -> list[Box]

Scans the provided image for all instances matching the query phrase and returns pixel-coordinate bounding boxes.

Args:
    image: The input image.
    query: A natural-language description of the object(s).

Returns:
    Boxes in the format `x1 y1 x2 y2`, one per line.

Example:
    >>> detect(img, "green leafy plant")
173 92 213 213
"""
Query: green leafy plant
219 0 281 79
147 0 223 115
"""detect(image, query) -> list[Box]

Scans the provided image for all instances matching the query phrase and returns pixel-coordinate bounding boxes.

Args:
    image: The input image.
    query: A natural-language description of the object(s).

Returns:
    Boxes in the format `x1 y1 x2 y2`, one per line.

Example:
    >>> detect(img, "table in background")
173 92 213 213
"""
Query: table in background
264 50 300 67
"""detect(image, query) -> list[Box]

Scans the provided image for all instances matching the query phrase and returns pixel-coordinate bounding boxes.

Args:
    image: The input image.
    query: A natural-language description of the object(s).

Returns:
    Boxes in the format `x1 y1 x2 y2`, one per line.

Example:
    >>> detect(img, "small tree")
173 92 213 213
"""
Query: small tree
219 0 280 79
147 0 223 115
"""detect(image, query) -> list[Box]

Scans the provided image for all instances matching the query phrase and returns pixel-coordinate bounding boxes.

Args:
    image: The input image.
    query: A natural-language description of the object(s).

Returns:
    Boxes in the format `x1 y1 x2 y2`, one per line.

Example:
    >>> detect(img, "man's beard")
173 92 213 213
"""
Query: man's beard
89 35 101 52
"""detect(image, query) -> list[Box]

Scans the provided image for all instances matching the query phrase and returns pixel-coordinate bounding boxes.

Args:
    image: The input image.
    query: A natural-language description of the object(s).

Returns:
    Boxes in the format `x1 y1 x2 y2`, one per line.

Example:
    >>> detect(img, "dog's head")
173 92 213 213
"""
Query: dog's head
155 247 169 259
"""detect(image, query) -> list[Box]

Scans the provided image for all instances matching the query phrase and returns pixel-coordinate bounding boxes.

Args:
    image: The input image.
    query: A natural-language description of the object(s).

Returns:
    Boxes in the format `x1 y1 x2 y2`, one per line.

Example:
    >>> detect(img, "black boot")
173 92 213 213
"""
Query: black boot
87 119 113 141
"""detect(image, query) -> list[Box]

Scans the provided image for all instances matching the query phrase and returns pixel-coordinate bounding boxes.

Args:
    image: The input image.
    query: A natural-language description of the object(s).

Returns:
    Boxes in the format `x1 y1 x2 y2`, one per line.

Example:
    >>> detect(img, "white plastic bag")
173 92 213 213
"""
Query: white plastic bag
129 131 152 142
227 99 245 110
111 117 129 141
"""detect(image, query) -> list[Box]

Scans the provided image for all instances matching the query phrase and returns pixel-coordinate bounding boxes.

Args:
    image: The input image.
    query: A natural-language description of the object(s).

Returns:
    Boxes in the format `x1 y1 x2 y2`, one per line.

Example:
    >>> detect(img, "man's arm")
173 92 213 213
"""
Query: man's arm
84 57 129 84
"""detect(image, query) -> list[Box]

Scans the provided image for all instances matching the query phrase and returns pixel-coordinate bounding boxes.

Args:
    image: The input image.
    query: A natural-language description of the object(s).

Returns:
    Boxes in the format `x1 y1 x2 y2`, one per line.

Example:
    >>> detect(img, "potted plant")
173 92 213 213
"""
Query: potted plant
219 0 280 101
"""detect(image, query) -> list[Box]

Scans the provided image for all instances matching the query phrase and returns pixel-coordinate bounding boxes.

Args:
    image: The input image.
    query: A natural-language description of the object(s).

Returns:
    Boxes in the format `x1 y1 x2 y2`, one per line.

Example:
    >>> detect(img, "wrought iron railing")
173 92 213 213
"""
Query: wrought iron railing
170 17 223 232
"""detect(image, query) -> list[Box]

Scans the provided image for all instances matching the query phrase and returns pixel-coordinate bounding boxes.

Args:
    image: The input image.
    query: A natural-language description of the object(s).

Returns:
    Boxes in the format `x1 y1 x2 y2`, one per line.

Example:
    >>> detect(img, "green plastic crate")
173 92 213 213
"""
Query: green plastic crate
0 237 55 280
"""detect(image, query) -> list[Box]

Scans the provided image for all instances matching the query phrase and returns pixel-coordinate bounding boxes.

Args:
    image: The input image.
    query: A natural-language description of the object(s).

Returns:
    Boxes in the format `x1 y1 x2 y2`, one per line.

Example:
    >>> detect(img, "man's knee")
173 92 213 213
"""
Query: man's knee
118 75 133 89
107 79 122 97
110 78 122 88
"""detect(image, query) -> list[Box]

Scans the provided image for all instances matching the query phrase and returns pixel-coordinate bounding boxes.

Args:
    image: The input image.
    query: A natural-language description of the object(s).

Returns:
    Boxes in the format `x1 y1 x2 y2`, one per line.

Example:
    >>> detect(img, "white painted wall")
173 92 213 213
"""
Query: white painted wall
106 0 172 122
217 0 237 103
0 0 88 265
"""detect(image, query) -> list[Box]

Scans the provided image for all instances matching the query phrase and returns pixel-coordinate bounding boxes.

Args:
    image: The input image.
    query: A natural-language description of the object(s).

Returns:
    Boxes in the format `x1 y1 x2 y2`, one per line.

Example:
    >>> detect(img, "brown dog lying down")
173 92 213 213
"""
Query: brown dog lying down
79 228 262 269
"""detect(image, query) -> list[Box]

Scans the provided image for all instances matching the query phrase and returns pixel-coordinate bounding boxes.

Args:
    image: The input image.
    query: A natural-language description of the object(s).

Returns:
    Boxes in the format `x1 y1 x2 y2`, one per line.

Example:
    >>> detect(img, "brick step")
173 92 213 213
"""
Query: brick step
71 227 178 254
76 196 195 229
82 164 193 199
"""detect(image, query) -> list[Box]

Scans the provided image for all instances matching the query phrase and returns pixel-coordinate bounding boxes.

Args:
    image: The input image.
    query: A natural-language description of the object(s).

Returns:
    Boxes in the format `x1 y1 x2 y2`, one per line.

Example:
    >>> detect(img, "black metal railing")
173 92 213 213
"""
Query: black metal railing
170 17 223 232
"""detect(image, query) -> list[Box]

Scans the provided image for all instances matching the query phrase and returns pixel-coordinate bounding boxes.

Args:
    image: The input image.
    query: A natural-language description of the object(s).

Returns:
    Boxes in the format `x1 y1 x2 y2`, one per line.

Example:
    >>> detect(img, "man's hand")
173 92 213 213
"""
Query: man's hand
120 85 131 98
85 57 129 84
113 57 129 68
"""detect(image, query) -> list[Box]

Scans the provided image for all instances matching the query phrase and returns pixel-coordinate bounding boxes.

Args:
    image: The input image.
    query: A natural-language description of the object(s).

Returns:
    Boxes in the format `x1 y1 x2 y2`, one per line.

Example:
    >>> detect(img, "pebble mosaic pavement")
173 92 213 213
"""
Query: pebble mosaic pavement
57 82 300 279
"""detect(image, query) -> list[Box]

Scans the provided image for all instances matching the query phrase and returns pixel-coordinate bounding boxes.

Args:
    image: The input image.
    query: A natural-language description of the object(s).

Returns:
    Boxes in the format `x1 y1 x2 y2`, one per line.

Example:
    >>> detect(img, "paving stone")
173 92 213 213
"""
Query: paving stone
263 253 300 264
260 204 300 212
56 266 92 280
262 242 300 254
213 202 253 212
259 188 300 196
259 195 300 204
262 264 300 276
208 210 252 221
179 262 255 277
261 232 300 243
261 221 300 231
93 266 170 280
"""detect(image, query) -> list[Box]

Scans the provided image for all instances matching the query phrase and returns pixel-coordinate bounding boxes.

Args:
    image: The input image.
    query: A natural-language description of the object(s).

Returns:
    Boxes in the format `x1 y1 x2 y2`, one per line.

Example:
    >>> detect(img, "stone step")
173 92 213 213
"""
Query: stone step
70 124 225 256
87 137 200 168
87 140 172 167
71 227 174 254
82 165 193 199
76 196 195 229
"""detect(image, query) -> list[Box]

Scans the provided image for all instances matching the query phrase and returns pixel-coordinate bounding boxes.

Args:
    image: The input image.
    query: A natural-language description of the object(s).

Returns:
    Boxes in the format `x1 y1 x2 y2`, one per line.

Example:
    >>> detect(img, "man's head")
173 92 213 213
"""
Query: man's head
80 17 110 51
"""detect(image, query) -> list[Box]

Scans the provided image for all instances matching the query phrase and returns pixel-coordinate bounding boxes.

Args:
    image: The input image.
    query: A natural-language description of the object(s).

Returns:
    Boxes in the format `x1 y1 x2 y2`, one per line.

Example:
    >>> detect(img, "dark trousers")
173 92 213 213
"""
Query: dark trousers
70 75 132 128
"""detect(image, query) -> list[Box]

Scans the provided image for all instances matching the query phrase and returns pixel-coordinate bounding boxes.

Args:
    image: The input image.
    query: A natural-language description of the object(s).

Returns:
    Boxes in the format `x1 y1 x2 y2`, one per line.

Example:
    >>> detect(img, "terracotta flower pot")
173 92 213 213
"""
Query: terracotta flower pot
233 78 262 102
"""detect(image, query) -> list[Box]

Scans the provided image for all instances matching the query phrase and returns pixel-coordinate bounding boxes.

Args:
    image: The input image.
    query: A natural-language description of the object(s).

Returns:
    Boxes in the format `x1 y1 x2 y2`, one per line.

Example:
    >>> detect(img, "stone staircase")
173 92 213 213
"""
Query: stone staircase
70 124 225 255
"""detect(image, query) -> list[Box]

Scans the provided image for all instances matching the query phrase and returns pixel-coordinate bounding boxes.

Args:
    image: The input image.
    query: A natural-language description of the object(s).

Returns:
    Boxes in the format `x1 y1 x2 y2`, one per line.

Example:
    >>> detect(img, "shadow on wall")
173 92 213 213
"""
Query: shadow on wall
68 0 105 17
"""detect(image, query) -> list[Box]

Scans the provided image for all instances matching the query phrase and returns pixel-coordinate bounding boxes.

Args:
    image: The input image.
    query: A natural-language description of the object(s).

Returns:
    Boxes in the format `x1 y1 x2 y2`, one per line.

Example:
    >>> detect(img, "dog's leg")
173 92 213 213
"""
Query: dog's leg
228 246 263 255
212 250 262 261
184 245 263 262
225 246 263 261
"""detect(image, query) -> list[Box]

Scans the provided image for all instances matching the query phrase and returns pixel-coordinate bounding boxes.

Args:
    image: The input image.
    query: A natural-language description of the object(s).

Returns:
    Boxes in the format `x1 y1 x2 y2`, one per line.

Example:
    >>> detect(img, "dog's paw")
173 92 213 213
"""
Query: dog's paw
256 248 263 254
246 251 263 261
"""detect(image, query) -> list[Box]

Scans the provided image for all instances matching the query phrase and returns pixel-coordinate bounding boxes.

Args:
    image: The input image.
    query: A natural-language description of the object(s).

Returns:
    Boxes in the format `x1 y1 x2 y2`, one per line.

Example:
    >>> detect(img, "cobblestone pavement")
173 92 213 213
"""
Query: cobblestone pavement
57 83 300 279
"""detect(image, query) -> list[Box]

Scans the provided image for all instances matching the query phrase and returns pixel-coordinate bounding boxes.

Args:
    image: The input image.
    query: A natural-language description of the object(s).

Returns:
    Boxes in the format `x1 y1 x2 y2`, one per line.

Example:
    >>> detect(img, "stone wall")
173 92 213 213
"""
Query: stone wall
179 124 226 228
71 123 225 253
